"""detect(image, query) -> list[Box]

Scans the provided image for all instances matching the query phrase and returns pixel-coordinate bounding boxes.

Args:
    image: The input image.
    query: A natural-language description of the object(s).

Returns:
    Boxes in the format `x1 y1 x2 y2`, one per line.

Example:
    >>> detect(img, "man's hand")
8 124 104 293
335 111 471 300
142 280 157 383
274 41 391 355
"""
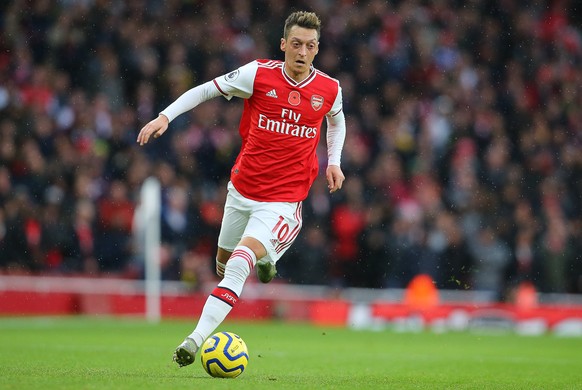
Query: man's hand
326 165 345 193
137 114 169 146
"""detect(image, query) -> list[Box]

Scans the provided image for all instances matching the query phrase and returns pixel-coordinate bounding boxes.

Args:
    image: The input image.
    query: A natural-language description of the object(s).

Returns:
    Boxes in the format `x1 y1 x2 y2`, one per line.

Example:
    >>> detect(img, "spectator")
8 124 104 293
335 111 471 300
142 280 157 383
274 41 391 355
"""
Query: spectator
431 210 474 291
95 179 135 273
329 177 367 287
290 224 330 285
468 224 512 299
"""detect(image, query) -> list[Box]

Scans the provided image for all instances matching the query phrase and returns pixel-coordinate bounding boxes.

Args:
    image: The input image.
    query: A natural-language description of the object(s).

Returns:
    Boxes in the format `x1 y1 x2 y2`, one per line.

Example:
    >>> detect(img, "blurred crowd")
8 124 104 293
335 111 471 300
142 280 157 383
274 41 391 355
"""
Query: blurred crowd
1 0 582 300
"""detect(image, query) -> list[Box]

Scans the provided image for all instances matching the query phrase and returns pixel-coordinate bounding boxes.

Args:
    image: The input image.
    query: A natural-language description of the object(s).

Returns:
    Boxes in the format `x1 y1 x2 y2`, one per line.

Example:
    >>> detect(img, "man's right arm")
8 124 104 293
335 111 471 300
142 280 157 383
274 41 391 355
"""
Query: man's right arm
137 61 258 145
162 60 258 121
160 81 222 122
137 81 221 145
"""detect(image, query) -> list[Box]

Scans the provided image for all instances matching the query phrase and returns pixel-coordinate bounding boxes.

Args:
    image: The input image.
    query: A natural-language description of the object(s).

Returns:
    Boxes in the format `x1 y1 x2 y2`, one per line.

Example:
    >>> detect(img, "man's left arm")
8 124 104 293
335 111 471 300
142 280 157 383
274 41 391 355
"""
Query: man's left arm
325 97 346 193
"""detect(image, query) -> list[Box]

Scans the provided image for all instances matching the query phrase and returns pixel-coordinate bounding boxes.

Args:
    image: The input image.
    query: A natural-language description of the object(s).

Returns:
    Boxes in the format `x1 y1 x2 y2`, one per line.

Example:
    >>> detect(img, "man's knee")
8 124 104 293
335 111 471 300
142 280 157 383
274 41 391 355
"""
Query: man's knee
238 236 267 259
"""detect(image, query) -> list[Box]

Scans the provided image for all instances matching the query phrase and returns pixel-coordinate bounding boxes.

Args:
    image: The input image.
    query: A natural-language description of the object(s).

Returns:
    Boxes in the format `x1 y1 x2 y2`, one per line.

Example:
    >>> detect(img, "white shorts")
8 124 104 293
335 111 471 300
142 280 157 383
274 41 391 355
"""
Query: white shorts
217 181 303 264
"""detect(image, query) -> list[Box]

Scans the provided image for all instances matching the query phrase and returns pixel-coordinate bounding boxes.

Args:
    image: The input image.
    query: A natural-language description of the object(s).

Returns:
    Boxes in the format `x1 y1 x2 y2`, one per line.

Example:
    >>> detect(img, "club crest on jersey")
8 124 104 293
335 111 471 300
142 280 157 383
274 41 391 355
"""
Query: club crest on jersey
311 95 324 111
225 69 240 82
288 91 301 106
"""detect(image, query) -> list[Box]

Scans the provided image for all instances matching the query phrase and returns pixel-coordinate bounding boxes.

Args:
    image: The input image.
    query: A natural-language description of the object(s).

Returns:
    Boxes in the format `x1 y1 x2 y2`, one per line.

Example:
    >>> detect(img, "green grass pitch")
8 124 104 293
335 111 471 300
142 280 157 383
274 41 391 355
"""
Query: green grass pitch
1 316 581 389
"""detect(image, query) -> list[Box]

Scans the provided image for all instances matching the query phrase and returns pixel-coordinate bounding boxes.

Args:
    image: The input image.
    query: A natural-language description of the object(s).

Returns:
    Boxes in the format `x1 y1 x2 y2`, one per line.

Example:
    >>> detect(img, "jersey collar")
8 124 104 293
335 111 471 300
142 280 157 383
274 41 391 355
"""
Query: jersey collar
282 64 316 88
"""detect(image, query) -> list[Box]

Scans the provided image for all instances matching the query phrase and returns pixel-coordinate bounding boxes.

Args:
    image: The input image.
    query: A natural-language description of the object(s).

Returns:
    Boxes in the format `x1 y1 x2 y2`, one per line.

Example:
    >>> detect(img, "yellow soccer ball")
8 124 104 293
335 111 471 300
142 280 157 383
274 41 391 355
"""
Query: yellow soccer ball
200 331 249 378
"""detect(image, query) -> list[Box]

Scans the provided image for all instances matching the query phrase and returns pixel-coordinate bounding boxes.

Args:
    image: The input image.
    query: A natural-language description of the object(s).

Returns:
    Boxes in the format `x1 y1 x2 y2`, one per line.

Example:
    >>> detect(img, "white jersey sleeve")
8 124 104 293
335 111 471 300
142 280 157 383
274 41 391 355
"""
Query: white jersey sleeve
327 85 343 117
213 61 258 100
325 86 345 167
159 61 258 122
160 81 222 122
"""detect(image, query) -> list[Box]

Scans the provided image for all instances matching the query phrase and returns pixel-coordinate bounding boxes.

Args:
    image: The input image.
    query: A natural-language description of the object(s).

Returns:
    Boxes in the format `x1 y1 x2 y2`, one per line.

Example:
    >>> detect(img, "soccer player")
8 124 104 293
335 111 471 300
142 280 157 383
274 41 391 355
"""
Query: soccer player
137 10 346 367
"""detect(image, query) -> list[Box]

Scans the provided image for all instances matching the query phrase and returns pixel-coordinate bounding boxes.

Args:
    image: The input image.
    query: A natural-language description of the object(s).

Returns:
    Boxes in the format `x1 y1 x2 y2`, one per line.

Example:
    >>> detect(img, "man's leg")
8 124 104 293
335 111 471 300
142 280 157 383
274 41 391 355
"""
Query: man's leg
253 201 303 284
215 247 231 278
217 243 275 283
173 239 266 367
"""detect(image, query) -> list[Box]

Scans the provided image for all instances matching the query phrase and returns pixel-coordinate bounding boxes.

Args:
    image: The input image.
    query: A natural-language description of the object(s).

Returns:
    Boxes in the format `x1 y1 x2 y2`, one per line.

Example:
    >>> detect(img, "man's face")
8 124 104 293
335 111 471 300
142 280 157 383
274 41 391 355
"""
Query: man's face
280 26 319 80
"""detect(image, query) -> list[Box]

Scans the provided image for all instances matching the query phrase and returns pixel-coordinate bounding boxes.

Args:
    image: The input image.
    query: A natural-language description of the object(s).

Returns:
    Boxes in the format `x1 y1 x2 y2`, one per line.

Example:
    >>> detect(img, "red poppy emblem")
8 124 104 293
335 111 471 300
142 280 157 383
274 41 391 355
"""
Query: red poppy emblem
311 95 324 111
288 91 301 106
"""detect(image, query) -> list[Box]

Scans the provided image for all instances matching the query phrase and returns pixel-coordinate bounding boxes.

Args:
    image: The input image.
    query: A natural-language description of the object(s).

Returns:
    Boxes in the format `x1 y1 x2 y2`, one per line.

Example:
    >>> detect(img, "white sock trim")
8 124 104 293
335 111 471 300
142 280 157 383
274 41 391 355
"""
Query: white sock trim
229 245 257 271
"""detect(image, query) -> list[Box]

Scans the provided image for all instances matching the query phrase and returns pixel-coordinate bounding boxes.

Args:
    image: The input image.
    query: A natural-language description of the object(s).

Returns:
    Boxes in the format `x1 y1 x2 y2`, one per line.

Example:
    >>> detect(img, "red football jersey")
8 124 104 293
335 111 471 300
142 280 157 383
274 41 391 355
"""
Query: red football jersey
213 60 342 202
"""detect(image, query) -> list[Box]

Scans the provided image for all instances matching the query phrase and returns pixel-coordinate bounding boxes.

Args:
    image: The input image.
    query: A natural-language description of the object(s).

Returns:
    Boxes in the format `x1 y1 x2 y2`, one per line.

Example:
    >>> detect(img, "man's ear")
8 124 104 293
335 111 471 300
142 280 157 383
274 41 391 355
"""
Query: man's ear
280 38 286 52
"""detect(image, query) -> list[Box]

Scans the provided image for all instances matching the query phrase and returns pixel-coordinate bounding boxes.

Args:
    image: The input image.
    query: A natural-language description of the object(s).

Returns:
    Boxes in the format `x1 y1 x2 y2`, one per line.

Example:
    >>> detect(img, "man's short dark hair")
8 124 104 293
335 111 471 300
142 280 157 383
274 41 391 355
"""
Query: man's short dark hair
283 11 321 40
